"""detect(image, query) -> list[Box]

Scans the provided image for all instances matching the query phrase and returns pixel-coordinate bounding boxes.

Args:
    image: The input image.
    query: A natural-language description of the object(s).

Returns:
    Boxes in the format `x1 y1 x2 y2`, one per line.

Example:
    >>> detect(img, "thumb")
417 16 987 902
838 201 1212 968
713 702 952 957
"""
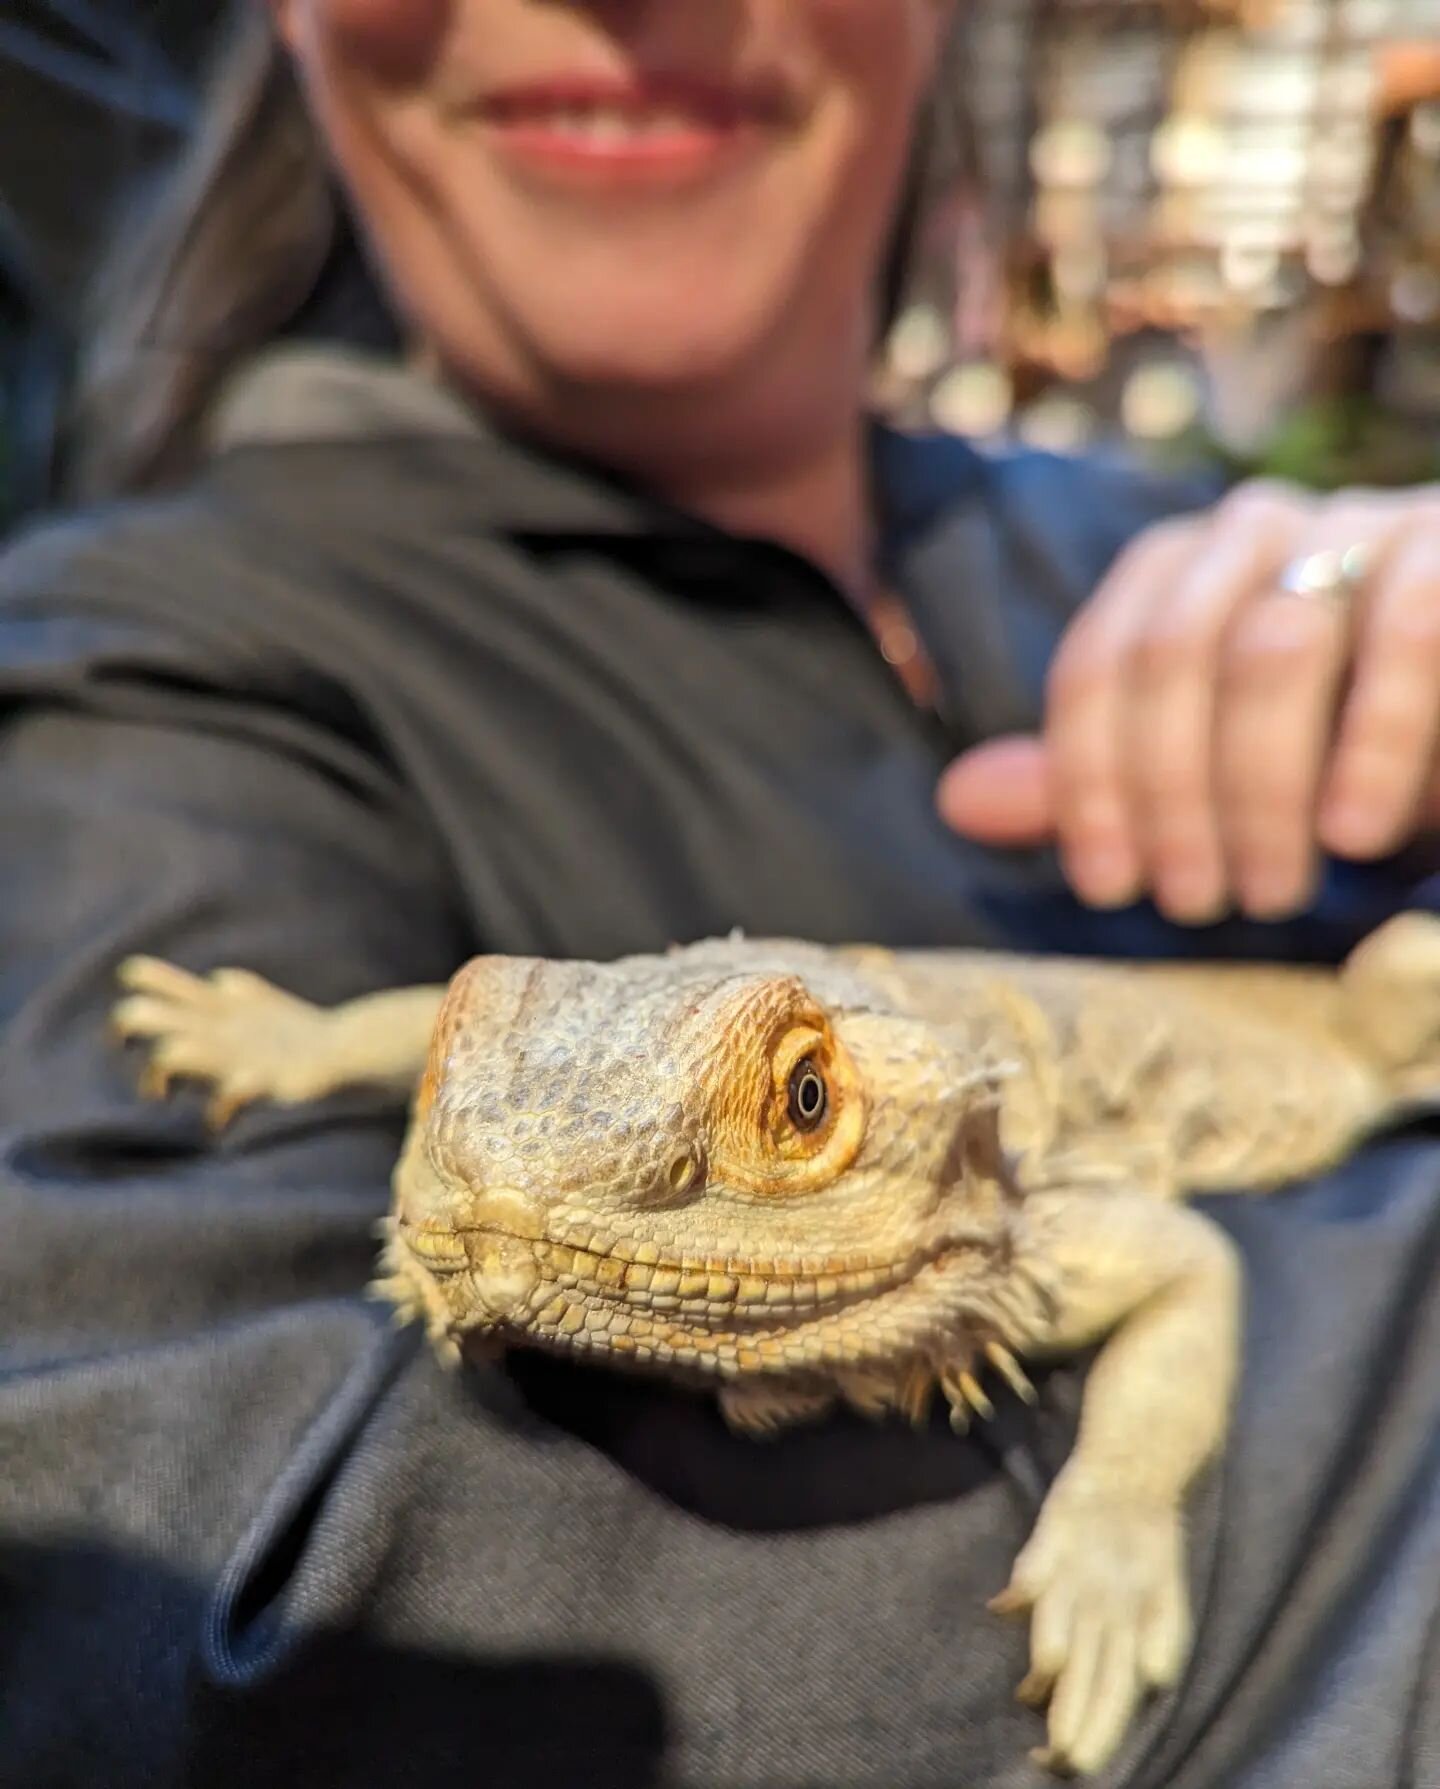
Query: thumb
936 733 1056 846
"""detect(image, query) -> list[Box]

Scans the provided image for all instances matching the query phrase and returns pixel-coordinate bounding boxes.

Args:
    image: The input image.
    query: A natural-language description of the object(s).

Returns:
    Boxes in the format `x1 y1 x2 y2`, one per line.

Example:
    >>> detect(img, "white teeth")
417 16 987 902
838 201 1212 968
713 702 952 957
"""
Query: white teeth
582 110 634 143
530 107 711 142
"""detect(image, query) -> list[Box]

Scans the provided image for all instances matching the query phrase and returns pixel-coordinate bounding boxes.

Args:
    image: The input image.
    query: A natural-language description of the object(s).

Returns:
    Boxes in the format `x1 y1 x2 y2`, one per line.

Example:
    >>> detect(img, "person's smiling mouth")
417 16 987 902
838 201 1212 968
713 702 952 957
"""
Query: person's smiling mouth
474 69 798 189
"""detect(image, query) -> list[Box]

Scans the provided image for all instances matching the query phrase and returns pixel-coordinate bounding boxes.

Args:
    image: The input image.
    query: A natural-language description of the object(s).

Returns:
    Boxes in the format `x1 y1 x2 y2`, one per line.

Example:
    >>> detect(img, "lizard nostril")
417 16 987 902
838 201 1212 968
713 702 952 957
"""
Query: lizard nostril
633 1144 706 1207
466 1188 550 1241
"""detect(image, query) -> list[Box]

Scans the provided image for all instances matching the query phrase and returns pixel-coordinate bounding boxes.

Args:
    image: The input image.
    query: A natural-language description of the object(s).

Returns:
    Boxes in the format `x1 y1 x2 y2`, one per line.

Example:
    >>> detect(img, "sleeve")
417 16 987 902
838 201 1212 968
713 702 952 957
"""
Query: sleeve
0 556 469 1356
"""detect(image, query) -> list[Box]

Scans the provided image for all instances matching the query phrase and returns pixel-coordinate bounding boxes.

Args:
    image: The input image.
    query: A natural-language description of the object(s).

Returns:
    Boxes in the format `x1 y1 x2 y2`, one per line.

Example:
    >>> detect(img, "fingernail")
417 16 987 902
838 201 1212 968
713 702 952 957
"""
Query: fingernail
1068 846 1142 909
1319 799 1391 860
1156 873 1228 927
1240 868 1312 920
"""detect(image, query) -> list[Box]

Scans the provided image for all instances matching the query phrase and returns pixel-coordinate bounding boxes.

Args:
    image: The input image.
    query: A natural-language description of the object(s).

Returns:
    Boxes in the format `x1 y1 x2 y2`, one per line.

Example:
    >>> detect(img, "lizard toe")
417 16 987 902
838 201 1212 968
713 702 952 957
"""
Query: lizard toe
995 1481 1190 1777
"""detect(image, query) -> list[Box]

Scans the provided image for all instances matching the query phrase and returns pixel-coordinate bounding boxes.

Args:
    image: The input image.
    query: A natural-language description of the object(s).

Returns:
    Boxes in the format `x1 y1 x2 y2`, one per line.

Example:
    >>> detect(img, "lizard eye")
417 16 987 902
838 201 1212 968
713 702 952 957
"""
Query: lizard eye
705 992 865 1195
787 1058 828 1132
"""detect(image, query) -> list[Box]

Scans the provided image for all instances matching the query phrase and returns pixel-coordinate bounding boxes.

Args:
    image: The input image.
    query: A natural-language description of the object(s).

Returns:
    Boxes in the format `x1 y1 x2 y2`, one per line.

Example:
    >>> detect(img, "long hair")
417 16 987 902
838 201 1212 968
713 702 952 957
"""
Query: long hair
69 7 971 500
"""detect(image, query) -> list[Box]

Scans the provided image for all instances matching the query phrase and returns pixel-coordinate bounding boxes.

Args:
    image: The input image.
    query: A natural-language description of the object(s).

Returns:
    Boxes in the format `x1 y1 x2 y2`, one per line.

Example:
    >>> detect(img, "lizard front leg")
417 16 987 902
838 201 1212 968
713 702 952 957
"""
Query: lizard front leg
992 1190 1242 1777
112 956 446 1126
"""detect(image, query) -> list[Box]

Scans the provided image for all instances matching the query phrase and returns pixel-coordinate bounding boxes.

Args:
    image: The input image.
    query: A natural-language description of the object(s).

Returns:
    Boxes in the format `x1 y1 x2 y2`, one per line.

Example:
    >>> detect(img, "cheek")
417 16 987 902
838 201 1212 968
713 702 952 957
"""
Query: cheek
295 0 451 85
790 0 947 249
803 0 946 104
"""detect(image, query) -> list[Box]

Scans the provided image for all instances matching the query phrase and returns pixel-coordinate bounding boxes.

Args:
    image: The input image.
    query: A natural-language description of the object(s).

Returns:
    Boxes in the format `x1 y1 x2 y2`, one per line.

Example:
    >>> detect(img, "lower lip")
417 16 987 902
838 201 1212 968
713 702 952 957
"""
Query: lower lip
481 115 764 188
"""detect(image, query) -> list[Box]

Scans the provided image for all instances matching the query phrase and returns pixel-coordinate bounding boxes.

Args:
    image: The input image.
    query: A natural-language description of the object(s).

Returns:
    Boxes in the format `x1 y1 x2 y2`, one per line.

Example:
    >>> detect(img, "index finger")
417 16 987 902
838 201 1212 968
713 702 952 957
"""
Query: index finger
1045 518 1204 908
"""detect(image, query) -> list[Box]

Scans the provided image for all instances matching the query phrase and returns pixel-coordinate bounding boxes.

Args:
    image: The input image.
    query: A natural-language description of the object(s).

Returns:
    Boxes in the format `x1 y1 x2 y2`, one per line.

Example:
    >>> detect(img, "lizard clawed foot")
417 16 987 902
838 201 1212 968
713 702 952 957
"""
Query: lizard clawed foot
111 955 338 1129
939 1339 1038 1433
988 1473 1190 1777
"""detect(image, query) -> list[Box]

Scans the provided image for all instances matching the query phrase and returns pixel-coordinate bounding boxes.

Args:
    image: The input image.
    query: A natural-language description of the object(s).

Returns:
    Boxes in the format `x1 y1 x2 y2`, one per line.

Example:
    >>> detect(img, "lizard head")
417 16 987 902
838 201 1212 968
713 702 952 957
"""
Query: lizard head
379 944 1028 1397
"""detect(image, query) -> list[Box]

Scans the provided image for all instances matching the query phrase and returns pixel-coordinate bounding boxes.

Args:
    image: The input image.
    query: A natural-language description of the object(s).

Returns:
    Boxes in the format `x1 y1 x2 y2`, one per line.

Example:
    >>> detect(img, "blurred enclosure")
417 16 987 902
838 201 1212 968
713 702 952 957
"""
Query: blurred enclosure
890 0 1440 486
1 1 1439 529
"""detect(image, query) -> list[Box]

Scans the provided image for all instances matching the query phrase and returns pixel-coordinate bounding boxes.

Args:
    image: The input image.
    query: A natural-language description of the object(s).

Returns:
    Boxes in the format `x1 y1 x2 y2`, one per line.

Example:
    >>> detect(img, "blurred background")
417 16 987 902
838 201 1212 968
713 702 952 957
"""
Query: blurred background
2 0 1439 536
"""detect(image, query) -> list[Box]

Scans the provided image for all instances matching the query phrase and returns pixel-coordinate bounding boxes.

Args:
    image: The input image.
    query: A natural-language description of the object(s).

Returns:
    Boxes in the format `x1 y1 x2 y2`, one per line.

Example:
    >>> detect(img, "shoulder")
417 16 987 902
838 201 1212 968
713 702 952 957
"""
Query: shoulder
0 478 435 849
0 478 272 645
0 469 390 754
0 448 402 697
0 492 243 717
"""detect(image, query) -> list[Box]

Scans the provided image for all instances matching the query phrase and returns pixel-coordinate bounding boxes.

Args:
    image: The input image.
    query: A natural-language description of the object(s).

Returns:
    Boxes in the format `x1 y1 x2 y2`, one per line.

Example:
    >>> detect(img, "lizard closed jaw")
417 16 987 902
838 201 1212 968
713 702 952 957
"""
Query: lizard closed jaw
399 1209 1024 1375
529 1234 930 1317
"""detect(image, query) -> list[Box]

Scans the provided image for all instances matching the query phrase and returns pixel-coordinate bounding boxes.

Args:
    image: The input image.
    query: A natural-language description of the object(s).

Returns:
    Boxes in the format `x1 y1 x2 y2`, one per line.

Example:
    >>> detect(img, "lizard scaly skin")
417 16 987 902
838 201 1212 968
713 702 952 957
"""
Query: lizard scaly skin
111 912 1440 1776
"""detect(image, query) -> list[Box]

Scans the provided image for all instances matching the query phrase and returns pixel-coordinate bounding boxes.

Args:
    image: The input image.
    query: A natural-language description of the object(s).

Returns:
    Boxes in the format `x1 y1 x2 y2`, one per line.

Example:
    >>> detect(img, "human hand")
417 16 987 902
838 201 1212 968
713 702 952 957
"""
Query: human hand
938 481 1440 923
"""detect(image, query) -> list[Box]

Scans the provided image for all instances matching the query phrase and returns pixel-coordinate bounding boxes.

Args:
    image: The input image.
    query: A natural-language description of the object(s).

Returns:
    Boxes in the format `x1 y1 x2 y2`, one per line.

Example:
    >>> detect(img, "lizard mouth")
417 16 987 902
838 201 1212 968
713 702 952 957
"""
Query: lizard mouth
391 1215 1042 1382
530 1234 934 1318
401 1221 1001 1322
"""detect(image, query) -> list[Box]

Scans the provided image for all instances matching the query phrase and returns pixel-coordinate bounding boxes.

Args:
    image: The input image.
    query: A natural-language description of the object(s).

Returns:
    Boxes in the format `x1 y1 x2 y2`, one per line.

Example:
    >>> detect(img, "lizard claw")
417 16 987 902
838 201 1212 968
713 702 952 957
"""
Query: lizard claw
938 1335 1037 1431
137 1058 175 1103
985 1340 1038 1404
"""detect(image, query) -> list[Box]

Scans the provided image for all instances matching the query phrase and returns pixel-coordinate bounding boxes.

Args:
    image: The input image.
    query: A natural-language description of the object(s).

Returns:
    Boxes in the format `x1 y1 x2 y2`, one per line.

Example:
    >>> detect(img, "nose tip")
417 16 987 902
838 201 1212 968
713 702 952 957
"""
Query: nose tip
466 1186 550 1243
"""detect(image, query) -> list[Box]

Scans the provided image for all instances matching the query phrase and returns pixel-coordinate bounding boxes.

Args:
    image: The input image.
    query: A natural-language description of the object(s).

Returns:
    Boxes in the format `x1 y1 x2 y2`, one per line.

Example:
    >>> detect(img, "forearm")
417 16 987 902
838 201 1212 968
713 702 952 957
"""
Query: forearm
1027 1190 1243 1503
323 985 450 1095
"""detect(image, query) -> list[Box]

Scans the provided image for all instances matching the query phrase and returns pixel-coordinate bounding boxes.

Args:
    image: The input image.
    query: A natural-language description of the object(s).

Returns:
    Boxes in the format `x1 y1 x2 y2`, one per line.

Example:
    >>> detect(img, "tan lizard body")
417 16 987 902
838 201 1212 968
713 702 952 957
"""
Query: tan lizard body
111 912 1440 1777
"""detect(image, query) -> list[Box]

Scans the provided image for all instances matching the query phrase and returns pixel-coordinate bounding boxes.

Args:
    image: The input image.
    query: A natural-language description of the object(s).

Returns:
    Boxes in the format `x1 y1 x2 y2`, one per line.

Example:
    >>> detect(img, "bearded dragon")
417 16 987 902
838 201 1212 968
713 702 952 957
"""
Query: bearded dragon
110 912 1440 1777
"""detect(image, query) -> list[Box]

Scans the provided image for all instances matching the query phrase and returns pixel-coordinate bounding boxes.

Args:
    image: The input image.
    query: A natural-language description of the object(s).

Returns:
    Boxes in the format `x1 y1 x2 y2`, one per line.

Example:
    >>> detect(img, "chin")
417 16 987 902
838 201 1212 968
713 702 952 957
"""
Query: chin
410 224 841 448
537 319 772 395
516 262 798 397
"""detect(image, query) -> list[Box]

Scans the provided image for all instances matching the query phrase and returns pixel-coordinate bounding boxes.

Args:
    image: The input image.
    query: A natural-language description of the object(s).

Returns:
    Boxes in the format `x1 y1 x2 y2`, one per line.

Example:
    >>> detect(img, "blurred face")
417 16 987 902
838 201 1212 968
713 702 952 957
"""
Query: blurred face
271 0 949 439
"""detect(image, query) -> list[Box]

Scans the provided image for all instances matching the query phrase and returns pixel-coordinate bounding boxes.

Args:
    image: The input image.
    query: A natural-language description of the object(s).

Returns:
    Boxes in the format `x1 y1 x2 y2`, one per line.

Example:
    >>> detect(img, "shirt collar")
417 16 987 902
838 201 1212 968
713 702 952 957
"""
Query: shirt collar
208 344 986 565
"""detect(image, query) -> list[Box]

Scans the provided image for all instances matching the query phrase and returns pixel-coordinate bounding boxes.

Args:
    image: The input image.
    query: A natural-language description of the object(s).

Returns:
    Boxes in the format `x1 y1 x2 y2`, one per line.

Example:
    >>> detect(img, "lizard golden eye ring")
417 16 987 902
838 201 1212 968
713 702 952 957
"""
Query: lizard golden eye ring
1273 542 1373 613
708 1006 866 1194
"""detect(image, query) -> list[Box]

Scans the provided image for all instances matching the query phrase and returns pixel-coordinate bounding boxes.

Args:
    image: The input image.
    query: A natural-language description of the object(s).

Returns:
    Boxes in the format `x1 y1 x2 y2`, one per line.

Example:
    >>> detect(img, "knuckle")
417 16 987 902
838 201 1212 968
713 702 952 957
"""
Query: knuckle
1134 515 1203 562
1215 478 1309 537
1137 774 1211 827
1132 621 1208 688
1217 741 1305 808
1334 725 1420 792
1059 801 1129 850
1046 632 1114 706
1222 604 1335 682
1109 515 1202 578
1377 595 1440 659
1222 775 1311 829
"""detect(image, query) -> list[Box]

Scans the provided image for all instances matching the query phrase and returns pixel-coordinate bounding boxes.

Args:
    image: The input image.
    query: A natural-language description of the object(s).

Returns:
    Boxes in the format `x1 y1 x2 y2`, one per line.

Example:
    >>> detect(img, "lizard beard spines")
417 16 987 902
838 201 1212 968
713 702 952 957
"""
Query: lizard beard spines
830 1330 1039 1433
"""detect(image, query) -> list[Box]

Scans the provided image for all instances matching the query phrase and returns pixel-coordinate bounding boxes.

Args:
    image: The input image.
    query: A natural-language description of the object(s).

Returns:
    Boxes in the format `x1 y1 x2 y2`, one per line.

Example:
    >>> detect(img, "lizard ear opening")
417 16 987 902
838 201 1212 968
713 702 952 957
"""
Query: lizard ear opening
938 1084 1026 1208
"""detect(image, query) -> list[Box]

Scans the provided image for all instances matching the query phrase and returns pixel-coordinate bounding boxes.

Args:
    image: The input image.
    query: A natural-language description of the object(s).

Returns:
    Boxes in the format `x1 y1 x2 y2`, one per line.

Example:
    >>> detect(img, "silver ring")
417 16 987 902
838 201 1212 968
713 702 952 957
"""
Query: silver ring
1274 542 1374 609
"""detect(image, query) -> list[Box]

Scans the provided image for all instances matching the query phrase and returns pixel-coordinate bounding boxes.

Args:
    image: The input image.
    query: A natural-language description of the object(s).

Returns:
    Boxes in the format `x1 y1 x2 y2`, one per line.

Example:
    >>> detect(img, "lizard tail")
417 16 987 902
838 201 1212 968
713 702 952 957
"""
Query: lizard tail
1341 911 1440 1094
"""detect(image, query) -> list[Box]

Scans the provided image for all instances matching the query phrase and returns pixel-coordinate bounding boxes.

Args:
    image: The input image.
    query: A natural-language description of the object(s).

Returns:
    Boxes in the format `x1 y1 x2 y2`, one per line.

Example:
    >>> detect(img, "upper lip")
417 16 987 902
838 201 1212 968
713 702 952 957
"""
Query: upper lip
478 70 794 127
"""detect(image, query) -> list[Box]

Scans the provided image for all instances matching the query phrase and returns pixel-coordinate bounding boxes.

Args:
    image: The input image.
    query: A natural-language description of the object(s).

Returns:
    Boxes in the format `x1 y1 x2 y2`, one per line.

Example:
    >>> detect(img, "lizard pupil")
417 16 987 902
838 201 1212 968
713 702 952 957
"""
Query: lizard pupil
787 1058 828 1131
